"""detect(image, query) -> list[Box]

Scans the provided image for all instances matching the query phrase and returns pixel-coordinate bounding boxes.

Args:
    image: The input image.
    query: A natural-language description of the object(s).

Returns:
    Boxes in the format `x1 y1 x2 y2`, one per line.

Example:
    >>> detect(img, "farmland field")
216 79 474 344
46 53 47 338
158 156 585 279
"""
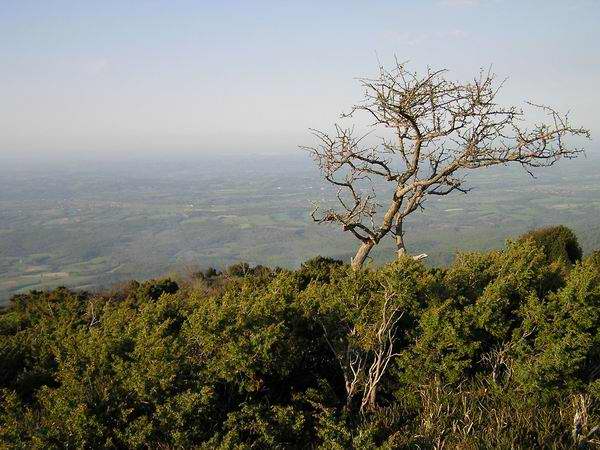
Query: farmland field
1 151 600 304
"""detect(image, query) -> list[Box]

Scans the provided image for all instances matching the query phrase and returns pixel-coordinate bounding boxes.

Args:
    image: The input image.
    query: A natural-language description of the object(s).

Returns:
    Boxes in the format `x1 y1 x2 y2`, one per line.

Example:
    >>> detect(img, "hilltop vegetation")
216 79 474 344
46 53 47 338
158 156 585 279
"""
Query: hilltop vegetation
1 226 600 448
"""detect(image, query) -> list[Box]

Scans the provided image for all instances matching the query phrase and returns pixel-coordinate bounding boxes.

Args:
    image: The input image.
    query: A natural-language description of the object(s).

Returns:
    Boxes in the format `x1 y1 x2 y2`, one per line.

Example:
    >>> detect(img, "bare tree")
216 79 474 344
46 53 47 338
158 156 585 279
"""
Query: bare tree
321 290 404 413
360 292 403 412
304 62 590 270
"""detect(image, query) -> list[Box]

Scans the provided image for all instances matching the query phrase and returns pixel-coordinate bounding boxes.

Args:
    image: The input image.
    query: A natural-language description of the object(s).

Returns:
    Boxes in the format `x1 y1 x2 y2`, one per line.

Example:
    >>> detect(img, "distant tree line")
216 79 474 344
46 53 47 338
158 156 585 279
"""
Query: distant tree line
1 226 600 448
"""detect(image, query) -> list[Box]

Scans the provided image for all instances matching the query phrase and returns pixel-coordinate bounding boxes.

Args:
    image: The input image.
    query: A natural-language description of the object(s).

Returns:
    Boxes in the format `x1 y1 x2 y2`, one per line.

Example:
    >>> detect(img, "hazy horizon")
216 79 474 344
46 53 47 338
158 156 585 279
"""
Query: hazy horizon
2 0 598 158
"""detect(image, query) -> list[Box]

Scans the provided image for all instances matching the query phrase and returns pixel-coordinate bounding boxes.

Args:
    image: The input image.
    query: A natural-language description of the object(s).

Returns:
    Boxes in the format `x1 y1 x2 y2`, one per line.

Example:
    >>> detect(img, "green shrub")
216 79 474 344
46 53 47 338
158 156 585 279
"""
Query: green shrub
586 250 600 268
1 227 599 448
518 225 583 264
138 278 179 300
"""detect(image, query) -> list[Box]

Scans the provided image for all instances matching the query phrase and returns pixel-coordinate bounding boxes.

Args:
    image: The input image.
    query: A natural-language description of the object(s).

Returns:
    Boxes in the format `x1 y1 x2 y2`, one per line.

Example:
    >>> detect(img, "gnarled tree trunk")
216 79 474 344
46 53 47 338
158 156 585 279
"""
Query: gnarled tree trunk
351 240 374 270
395 218 406 259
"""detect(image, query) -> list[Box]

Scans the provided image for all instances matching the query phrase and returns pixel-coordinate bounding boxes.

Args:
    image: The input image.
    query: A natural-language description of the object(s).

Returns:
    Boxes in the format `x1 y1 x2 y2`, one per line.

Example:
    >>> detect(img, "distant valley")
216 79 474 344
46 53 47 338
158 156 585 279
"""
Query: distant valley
2 151 600 303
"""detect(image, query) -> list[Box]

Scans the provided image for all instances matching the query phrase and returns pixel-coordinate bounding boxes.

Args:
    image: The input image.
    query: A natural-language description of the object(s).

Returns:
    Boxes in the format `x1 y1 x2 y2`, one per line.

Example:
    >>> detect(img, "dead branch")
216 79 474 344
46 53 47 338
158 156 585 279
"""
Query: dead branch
303 62 590 269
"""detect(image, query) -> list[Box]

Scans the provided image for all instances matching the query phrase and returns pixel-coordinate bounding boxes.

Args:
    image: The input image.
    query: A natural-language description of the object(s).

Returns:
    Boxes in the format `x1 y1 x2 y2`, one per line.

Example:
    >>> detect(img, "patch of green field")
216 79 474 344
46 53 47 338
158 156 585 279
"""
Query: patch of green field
2 154 600 304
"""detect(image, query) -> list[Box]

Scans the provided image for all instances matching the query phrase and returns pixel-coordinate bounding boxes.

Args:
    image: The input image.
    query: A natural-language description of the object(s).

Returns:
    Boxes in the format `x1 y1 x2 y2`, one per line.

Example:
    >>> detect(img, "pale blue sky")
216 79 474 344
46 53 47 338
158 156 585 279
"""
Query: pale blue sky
1 0 598 158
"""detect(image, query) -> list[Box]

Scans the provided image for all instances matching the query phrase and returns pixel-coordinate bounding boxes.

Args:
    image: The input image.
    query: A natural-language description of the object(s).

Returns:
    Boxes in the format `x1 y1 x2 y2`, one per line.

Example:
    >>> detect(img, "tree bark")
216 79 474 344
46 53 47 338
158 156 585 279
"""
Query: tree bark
351 241 375 270
365 388 377 411
395 218 406 259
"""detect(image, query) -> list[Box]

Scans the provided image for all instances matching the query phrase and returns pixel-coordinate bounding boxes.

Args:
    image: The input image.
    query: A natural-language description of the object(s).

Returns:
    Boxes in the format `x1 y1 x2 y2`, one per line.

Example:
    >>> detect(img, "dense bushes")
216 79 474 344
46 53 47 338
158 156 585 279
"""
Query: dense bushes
519 224 583 264
1 227 599 448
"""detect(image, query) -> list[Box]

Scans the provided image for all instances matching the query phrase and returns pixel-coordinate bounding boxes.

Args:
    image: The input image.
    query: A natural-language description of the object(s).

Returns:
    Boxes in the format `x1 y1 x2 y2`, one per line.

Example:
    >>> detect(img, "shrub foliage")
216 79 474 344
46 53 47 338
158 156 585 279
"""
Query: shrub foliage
1 227 599 448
